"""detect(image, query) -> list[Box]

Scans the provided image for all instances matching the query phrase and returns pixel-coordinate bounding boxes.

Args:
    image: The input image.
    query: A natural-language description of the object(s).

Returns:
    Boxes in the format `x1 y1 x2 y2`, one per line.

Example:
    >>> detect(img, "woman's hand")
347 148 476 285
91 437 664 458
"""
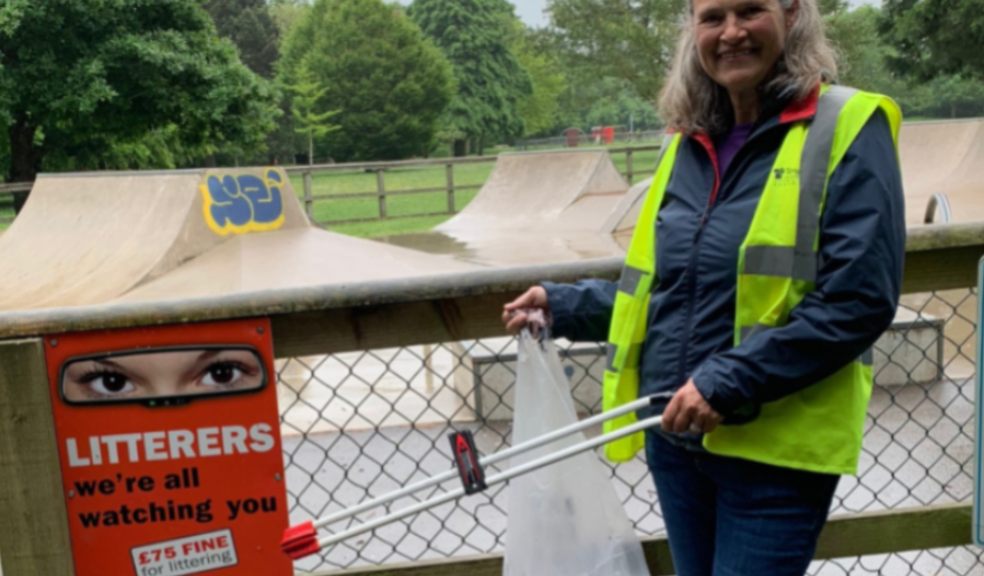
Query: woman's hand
661 379 722 434
502 286 549 334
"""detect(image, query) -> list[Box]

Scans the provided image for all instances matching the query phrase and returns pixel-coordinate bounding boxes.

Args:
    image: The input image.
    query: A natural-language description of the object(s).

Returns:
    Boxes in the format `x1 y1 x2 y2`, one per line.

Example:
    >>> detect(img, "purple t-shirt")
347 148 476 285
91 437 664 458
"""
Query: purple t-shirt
716 123 754 176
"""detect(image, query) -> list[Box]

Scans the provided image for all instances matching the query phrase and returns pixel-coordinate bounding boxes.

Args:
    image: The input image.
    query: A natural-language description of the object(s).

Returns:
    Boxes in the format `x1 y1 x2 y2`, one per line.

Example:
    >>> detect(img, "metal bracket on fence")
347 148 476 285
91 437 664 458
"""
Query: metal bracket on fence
450 430 487 495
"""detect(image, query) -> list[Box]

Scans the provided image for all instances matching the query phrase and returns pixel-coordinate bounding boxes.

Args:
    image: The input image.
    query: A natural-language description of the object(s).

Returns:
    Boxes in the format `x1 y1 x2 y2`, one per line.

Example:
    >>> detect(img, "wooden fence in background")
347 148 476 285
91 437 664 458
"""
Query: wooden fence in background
0 145 661 229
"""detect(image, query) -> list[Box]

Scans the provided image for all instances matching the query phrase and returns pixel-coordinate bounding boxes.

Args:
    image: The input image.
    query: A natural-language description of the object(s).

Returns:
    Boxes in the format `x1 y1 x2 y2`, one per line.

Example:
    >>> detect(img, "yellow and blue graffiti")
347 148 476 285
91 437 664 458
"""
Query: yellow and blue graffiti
201 169 287 235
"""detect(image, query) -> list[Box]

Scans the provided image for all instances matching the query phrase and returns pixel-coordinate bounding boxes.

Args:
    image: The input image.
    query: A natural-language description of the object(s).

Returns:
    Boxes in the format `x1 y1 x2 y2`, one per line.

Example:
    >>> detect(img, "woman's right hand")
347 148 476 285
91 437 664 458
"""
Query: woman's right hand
501 286 549 334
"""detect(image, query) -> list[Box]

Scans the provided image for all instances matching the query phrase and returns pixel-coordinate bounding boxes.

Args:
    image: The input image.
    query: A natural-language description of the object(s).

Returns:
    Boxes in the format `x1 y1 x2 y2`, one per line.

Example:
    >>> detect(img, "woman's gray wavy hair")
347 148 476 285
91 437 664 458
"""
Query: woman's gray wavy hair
658 0 837 134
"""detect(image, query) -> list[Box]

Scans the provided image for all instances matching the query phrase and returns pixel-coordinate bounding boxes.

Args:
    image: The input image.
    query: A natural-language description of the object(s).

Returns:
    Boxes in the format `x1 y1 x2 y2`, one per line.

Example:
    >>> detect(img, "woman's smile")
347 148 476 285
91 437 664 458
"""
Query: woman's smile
693 0 797 122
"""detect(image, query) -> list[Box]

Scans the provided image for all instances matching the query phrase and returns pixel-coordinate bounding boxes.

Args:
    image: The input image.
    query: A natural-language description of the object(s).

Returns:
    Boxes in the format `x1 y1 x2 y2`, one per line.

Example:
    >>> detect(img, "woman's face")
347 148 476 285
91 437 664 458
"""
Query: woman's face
693 0 796 98
63 349 263 402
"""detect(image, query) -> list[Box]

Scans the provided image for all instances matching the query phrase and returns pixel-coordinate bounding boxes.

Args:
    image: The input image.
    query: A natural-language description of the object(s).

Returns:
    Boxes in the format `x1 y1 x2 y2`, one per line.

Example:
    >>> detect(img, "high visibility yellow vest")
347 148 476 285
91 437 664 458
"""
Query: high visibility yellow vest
602 86 901 474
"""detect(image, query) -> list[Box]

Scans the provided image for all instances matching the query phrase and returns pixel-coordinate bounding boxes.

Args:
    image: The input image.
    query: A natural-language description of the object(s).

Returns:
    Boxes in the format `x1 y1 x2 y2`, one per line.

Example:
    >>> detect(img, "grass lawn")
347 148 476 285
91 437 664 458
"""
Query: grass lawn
0 198 13 231
289 144 662 238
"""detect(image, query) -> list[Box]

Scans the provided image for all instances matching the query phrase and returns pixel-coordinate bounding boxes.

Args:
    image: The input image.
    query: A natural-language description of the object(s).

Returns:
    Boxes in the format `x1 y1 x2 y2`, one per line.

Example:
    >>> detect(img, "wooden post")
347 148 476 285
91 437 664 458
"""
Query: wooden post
626 149 634 183
0 338 73 575
303 170 314 220
445 163 455 214
376 170 387 219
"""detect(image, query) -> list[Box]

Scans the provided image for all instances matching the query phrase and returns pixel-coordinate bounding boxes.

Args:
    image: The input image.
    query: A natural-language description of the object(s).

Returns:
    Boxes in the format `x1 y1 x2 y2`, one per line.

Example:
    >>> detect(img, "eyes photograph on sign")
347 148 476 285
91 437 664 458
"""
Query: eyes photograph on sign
60 347 266 405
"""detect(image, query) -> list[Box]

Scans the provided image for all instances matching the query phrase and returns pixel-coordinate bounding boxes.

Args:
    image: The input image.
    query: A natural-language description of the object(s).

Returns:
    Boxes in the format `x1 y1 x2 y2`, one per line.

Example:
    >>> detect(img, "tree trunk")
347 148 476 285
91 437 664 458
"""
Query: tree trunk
8 116 41 214
308 132 314 165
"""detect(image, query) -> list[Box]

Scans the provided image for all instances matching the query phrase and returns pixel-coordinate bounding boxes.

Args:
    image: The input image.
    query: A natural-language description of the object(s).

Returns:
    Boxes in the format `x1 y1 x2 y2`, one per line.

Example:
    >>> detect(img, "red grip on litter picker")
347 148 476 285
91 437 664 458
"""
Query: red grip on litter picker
281 520 321 560
449 430 487 495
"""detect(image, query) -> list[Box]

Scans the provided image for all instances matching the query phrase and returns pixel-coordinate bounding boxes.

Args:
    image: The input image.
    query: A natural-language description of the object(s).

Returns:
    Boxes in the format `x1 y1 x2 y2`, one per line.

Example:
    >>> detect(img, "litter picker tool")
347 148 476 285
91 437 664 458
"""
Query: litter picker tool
281 391 672 560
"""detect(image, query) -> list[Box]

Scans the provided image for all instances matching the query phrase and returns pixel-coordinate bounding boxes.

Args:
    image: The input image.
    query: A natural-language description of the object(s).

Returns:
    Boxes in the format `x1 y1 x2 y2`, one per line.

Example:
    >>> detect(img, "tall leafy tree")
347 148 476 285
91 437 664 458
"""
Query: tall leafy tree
289 69 341 165
825 6 905 97
409 0 532 155
268 0 309 39
202 0 280 78
279 0 453 162
547 0 684 102
880 0 984 81
907 74 984 118
511 27 567 137
0 0 279 187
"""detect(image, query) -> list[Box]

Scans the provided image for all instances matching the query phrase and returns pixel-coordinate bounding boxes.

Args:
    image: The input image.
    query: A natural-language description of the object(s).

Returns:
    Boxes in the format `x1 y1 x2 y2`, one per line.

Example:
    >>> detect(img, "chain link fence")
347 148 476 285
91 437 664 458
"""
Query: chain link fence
275 287 980 574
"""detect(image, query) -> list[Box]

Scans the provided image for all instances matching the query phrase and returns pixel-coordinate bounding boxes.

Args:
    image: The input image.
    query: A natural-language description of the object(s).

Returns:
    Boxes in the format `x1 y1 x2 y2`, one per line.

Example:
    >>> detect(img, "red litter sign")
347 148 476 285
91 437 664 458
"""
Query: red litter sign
45 318 291 576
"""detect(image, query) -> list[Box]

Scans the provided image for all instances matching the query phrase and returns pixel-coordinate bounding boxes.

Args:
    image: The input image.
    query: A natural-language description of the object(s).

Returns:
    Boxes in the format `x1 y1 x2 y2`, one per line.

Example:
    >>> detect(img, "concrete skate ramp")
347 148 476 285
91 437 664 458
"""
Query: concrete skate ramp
899 118 984 225
0 169 306 310
385 150 631 266
114 227 479 303
0 168 478 312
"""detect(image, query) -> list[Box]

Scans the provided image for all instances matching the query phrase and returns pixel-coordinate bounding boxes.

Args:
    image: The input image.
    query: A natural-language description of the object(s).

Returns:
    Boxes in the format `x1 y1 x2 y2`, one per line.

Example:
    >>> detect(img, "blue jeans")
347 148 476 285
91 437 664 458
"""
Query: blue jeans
645 430 839 576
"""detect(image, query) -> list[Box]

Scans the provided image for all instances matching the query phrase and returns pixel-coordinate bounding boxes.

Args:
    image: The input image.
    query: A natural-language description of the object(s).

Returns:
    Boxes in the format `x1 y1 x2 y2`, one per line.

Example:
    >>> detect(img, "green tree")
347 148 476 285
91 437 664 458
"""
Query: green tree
553 75 661 134
511 27 567 137
0 0 279 187
280 0 453 162
583 77 662 131
409 0 532 155
907 74 984 118
202 0 280 78
268 0 309 40
289 69 341 165
880 0 984 81
547 0 684 101
825 6 905 98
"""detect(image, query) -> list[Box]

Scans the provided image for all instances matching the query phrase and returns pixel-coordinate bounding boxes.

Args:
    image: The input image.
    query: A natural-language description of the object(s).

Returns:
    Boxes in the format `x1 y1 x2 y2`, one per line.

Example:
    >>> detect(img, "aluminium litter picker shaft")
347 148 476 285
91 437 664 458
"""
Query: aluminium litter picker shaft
281 392 672 560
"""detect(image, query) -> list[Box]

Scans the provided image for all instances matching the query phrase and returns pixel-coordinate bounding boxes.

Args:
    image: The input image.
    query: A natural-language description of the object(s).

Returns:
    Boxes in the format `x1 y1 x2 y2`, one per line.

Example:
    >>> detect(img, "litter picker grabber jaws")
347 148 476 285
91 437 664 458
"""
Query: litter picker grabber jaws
280 391 673 560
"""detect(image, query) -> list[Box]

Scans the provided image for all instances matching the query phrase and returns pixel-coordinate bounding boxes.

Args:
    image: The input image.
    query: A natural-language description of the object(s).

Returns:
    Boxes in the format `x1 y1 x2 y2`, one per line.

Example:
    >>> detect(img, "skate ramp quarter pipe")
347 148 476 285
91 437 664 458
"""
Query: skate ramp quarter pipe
899 118 984 225
384 150 632 266
0 168 478 312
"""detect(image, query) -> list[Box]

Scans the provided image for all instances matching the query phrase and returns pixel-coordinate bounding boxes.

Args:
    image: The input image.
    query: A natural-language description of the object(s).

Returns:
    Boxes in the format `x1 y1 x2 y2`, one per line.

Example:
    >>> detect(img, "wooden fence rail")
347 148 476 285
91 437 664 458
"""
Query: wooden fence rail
281 146 659 226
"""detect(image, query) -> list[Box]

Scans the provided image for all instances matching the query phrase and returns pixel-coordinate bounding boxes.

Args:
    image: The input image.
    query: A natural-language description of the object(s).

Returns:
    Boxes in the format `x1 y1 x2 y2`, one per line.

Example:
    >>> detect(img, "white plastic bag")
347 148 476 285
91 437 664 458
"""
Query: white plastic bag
503 331 650 576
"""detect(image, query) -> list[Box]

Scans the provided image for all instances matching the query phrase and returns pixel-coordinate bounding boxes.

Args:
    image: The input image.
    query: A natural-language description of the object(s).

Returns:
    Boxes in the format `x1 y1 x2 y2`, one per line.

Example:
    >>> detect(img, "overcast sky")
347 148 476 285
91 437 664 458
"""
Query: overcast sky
512 0 549 27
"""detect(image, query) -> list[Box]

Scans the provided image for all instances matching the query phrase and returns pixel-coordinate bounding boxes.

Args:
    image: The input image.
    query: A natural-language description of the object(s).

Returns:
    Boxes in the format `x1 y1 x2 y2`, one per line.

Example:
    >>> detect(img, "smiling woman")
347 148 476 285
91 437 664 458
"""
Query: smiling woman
502 0 906 572
62 349 265 403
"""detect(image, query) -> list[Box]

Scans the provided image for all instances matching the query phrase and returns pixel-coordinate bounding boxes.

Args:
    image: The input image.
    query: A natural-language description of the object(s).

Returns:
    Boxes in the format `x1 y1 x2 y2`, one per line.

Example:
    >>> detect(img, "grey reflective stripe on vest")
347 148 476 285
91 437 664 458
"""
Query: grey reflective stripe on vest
743 86 857 281
795 86 857 275
618 265 647 295
861 347 873 366
744 245 817 283
606 342 643 372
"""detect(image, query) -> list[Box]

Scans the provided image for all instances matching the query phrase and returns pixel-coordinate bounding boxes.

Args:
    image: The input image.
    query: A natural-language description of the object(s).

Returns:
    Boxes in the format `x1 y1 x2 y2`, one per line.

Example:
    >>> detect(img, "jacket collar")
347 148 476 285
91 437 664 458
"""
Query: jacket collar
688 82 822 141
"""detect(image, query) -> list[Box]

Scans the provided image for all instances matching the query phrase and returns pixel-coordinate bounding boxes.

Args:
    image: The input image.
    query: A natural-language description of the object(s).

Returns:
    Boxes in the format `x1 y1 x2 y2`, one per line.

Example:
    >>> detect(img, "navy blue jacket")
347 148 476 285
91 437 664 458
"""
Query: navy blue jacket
544 89 906 418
